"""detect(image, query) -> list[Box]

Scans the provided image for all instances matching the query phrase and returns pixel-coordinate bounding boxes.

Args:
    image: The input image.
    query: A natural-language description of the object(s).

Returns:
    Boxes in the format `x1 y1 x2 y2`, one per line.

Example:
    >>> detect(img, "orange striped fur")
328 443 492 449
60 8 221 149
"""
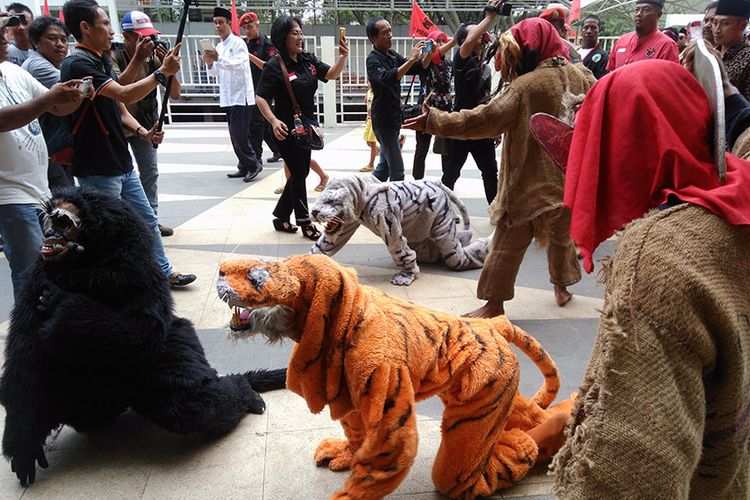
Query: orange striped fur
219 255 570 499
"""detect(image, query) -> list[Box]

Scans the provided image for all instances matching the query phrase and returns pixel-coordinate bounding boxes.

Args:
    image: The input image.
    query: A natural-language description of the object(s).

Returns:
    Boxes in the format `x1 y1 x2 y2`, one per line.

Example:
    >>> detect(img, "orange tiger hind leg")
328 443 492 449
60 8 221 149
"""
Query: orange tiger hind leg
432 370 538 498
315 410 366 472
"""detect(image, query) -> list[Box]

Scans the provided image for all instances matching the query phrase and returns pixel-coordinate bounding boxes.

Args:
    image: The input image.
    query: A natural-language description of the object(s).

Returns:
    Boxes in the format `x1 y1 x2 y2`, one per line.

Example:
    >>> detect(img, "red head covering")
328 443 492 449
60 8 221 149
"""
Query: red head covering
505 18 570 76
539 7 567 22
239 12 258 26
427 30 449 65
564 60 750 273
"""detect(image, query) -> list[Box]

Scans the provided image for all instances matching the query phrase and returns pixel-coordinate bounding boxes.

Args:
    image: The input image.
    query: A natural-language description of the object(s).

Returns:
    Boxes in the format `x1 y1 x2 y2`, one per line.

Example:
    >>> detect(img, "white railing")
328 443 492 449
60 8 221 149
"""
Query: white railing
154 34 621 124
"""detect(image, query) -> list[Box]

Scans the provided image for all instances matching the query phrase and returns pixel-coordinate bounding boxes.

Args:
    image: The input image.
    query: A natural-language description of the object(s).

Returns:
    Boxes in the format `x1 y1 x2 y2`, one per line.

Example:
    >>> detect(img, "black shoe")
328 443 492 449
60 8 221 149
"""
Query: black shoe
227 170 247 178
243 165 263 182
168 272 197 287
159 224 174 237
266 154 282 163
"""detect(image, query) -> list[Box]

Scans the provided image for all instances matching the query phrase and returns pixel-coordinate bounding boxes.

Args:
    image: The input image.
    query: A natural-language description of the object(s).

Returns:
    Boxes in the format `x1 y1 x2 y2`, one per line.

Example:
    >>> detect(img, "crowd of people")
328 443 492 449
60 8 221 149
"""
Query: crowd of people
1 0 750 496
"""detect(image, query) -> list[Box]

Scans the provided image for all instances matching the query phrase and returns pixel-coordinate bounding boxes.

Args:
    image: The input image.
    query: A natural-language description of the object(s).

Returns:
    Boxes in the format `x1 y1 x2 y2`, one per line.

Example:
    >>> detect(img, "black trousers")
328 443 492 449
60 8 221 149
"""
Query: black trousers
226 105 258 174
272 137 311 225
249 104 279 161
413 130 448 180
442 138 498 204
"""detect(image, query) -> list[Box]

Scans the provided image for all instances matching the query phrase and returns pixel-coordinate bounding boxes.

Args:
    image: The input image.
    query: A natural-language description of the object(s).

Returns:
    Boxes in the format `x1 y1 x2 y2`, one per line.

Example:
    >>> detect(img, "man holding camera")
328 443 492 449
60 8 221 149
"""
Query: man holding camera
59 0 195 287
366 16 425 182
5 2 32 66
111 10 181 237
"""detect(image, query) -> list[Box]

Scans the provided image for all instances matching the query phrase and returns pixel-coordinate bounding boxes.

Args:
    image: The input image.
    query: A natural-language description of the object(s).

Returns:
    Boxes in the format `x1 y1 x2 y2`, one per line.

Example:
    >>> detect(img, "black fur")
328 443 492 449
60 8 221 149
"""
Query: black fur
0 188 286 486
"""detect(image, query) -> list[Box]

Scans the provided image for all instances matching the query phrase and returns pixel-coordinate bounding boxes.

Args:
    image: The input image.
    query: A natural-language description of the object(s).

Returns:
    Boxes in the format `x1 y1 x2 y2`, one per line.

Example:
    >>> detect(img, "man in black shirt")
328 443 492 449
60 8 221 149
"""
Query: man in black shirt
60 0 195 287
442 12 499 205
240 11 280 163
366 17 424 181
578 15 609 79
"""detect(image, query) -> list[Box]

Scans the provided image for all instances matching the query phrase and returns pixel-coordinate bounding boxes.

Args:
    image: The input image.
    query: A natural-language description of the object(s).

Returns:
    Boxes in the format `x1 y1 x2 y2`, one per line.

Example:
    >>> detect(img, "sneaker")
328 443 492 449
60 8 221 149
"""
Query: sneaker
168 272 197 288
159 224 174 237
266 154 282 163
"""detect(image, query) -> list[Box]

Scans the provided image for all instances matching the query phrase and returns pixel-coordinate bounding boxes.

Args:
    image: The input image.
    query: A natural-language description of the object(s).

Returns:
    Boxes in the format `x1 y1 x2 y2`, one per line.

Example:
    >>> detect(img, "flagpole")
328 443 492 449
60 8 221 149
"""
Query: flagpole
153 0 191 149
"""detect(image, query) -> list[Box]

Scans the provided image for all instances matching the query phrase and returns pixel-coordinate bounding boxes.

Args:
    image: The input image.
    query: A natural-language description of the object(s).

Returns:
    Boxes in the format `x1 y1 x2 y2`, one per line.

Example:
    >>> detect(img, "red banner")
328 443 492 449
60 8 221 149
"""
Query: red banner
43 0 50 16
231 0 239 35
409 1 439 38
568 0 581 23
58 7 64 21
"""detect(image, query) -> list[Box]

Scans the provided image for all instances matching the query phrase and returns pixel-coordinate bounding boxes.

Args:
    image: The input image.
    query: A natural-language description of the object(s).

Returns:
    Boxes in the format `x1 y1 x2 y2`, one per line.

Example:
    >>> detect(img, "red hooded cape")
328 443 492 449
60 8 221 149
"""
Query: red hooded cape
564 59 750 273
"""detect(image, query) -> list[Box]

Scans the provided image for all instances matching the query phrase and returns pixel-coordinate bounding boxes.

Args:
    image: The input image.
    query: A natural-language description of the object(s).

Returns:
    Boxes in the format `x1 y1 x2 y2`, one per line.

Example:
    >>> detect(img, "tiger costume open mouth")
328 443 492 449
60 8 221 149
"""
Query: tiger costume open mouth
217 271 294 343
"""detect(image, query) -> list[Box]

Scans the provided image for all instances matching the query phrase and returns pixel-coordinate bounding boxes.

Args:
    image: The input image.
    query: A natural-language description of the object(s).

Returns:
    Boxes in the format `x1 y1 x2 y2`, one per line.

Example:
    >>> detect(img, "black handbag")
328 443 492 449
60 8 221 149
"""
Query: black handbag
400 74 422 121
278 57 324 150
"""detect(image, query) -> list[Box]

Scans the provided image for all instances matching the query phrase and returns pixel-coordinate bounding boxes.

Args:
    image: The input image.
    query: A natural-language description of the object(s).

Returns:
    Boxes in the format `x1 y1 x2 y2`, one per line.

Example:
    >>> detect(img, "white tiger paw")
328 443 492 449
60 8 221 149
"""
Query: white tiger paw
391 271 416 286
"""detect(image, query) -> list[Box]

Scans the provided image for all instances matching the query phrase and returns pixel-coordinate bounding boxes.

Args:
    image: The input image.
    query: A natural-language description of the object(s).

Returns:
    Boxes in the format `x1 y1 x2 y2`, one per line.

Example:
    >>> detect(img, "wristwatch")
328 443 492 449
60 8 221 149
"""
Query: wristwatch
153 69 167 87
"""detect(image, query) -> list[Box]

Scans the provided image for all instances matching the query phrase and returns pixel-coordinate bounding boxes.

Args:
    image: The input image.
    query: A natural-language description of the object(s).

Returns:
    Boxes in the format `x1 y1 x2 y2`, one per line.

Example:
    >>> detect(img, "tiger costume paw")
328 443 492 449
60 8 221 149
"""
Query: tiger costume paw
315 438 355 471
390 271 416 286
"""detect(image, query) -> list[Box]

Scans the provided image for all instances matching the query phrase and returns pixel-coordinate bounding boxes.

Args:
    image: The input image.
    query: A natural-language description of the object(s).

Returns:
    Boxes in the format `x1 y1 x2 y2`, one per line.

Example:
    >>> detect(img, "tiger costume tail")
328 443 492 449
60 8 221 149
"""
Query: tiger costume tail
491 317 561 409
438 182 471 230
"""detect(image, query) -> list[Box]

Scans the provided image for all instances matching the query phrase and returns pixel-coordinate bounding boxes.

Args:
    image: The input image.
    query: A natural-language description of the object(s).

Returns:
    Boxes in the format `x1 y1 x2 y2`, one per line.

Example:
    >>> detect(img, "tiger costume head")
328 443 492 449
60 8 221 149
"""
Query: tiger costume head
309 175 385 234
217 254 358 345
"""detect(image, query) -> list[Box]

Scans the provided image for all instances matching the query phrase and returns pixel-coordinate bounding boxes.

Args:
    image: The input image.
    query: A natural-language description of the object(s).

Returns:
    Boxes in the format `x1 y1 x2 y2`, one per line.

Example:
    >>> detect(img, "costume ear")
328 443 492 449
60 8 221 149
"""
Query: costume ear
529 113 574 173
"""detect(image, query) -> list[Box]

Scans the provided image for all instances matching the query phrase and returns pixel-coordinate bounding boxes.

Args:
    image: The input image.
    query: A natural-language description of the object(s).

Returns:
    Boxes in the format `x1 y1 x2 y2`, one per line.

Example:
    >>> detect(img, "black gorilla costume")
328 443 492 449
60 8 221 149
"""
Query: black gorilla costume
0 188 286 486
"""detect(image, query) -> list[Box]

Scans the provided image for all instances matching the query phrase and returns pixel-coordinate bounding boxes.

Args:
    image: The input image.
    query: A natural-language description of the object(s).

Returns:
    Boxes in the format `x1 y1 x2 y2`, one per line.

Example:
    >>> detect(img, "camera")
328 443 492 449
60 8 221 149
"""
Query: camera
484 1 513 16
150 34 171 52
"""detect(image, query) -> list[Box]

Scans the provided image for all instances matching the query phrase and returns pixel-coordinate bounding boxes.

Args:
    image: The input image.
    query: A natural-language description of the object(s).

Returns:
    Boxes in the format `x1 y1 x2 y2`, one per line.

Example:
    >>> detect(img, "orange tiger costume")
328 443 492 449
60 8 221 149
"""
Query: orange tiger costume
217 255 570 499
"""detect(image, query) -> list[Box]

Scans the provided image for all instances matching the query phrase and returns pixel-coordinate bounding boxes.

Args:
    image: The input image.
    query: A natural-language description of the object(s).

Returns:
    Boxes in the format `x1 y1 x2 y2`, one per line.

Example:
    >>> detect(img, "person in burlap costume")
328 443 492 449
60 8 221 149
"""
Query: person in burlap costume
404 17 595 318
548 60 750 498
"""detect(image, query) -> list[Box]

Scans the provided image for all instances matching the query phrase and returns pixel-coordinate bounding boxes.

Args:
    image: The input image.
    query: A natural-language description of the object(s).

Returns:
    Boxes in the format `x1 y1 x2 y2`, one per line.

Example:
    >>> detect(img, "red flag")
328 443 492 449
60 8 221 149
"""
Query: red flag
43 0 50 16
231 0 239 35
568 0 581 23
409 1 439 38
58 8 64 22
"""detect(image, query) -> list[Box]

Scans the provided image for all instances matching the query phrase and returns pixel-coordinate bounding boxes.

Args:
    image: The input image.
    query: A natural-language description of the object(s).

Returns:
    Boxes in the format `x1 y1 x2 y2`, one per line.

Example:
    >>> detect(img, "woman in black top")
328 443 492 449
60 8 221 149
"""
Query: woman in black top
255 16 349 240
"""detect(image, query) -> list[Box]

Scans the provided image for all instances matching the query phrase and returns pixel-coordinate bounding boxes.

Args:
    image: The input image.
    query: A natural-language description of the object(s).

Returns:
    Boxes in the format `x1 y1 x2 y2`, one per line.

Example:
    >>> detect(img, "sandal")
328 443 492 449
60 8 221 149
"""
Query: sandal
273 218 298 233
273 186 284 194
314 182 327 192
300 223 321 241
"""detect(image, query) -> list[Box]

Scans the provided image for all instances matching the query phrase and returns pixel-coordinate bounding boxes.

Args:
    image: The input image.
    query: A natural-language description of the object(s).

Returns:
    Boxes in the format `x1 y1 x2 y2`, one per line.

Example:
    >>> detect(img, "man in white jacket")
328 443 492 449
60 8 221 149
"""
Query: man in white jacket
203 7 261 182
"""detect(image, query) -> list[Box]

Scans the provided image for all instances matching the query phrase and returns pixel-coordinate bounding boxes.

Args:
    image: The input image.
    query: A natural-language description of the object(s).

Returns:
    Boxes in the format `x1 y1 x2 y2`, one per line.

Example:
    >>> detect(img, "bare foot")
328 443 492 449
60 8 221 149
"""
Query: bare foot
554 285 572 307
527 411 569 461
462 299 505 318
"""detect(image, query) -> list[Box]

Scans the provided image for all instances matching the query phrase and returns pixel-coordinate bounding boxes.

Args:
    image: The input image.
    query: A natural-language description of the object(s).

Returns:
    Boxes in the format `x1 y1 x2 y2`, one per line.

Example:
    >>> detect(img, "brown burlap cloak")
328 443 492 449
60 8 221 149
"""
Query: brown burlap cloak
553 204 750 499
424 58 595 226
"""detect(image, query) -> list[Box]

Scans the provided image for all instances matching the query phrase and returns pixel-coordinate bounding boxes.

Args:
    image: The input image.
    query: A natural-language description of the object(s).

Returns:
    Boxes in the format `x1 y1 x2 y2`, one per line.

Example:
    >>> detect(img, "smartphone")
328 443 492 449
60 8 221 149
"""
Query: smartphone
422 39 433 54
339 26 346 41
199 38 215 52
689 23 702 40
77 76 93 96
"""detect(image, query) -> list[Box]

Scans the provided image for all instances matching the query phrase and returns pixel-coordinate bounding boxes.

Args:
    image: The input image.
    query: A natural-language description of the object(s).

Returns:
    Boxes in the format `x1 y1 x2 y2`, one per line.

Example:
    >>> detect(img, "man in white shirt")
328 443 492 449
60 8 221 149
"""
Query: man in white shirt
203 7 261 183
0 15 84 299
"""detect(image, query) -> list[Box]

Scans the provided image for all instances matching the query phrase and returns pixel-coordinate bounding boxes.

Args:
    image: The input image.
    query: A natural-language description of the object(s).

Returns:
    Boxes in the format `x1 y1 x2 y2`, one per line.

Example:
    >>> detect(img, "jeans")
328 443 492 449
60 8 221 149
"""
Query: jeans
129 135 159 215
372 126 405 182
0 203 43 301
77 170 173 277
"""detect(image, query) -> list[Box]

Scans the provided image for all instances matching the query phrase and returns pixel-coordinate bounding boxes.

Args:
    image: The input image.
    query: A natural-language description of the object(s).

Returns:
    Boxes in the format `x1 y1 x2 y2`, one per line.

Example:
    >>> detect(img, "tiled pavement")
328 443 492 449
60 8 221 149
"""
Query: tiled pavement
0 124 615 499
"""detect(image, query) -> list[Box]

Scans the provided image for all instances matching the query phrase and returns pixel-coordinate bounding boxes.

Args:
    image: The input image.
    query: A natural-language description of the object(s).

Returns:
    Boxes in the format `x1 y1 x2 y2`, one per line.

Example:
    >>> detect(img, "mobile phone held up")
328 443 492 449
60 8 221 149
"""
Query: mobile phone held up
422 39 433 54
339 26 346 41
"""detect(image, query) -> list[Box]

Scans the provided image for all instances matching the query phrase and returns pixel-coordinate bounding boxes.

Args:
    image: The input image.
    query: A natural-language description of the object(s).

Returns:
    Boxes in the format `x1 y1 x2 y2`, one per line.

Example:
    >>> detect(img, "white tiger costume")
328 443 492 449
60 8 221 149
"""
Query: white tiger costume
310 175 491 285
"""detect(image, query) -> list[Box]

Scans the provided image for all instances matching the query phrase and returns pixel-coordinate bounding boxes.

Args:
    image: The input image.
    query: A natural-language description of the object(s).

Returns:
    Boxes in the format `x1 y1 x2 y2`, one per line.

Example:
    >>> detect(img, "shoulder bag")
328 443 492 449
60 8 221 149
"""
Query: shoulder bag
278 57 324 150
